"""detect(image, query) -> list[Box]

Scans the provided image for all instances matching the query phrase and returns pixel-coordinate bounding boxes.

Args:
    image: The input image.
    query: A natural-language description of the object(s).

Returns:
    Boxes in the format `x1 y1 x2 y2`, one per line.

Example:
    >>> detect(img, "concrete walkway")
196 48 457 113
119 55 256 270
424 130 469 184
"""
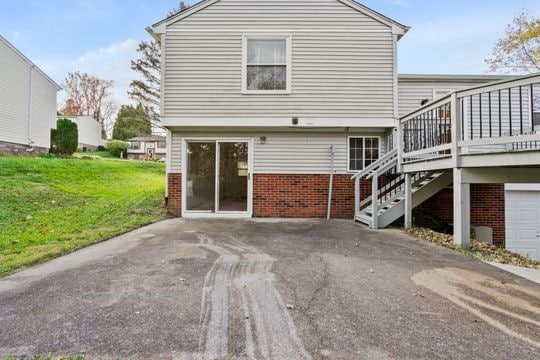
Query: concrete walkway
486 261 540 284
0 219 539 359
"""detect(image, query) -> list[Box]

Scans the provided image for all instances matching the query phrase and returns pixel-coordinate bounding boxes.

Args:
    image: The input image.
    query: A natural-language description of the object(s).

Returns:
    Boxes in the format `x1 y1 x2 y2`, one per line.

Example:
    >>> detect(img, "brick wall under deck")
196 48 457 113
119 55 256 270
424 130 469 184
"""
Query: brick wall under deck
167 173 182 216
417 184 506 247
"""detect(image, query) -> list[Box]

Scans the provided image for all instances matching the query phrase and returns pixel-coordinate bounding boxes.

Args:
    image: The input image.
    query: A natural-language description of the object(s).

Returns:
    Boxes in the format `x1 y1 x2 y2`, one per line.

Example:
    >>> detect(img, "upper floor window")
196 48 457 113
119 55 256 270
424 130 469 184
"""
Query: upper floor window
131 141 141 150
242 35 291 94
157 141 166 149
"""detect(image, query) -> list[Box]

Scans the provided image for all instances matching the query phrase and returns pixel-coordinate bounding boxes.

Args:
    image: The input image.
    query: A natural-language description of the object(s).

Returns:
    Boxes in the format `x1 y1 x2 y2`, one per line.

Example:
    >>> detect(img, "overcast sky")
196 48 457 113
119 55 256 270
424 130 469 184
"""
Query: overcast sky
1 0 539 107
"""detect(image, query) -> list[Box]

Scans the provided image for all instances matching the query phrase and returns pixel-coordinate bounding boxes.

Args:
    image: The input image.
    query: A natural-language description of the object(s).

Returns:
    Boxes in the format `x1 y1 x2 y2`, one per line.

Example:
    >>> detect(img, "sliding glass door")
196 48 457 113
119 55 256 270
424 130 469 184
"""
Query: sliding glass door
184 139 251 216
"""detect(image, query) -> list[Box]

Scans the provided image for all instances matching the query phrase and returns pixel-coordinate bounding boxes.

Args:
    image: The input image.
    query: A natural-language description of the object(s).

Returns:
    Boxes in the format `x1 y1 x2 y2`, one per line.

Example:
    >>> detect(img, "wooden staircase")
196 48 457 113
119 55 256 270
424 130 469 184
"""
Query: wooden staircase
352 154 452 229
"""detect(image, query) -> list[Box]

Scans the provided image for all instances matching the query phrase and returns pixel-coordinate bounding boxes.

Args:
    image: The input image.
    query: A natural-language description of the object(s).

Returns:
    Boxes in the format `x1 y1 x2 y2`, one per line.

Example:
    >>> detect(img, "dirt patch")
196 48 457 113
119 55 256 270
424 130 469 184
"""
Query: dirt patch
412 267 540 348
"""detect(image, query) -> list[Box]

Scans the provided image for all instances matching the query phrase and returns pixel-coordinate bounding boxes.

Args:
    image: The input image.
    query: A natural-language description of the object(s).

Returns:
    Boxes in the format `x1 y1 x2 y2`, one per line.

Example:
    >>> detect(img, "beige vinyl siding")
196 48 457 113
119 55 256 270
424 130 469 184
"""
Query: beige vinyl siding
30 73 58 148
169 130 386 174
0 38 58 149
163 0 395 122
65 116 104 148
0 39 31 146
171 0 394 30
397 79 492 117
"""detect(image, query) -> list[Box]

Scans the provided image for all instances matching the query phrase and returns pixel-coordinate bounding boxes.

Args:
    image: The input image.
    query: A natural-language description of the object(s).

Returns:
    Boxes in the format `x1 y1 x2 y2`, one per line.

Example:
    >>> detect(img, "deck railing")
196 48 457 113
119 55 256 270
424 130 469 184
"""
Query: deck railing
399 73 540 165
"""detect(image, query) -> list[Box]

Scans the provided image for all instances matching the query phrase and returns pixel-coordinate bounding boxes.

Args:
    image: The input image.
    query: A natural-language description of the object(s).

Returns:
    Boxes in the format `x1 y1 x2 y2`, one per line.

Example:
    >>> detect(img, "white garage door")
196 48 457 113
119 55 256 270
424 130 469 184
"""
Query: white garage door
505 189 540 260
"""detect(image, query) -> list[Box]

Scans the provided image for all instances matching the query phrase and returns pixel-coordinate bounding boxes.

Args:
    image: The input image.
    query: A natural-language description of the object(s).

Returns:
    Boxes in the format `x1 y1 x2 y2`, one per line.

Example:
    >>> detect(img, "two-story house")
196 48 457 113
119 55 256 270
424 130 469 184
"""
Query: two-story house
127 135 167 160
149 0 408 218
0 35 60 155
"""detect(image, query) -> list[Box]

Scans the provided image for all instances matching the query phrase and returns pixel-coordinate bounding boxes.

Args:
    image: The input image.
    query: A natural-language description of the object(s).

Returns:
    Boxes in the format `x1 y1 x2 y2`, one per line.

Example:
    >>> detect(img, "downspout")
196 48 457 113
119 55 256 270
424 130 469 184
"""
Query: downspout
327 145 335 220
27 64 35 146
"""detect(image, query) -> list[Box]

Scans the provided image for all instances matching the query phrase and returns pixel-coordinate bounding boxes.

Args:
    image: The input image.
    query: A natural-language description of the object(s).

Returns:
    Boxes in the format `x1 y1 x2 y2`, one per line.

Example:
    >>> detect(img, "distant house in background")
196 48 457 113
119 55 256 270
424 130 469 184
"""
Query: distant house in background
0 35 60 155
127 135 166 160
60 115 107 151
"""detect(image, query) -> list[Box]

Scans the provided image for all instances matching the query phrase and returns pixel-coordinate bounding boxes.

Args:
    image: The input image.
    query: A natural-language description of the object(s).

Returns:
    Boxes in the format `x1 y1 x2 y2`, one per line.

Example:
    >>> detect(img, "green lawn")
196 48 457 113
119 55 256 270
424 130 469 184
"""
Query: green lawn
0 156 167 277
73 150 122 159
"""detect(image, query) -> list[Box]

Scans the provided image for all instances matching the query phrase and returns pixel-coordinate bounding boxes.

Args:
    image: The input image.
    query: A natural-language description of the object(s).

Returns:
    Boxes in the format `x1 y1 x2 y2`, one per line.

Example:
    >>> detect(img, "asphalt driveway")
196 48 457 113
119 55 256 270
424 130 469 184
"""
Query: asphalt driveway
0 219 539 359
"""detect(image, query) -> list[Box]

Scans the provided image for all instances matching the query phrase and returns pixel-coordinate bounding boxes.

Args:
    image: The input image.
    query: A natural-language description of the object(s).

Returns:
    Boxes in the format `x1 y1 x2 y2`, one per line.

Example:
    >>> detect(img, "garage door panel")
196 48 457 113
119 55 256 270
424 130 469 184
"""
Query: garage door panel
519 210 537 221
505 190 540 261
507 247 537 259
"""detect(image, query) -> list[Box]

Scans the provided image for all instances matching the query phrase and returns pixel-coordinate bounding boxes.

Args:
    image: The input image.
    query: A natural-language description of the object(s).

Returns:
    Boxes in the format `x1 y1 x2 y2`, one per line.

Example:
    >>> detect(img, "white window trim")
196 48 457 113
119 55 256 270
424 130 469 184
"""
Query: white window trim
241 34 292 95
347 136 382 173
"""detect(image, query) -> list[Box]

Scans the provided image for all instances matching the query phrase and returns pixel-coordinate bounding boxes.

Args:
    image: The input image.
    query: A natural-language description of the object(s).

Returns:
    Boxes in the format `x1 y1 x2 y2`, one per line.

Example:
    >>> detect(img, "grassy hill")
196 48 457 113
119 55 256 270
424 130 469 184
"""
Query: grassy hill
0 156 167 276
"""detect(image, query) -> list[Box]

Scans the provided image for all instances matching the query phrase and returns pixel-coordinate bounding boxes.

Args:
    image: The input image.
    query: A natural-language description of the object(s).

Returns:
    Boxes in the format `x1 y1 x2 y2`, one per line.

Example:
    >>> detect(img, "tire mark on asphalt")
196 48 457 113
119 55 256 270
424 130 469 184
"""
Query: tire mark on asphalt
195 233 311 359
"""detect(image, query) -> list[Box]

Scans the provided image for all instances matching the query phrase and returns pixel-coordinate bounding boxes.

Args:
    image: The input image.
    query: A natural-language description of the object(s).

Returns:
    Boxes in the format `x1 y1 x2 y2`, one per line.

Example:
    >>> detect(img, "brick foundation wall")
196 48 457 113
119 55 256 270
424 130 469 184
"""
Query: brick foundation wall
417 184 505 247
0 141 48 156
165 173 372 219
253 174 356 219
167 173 182 216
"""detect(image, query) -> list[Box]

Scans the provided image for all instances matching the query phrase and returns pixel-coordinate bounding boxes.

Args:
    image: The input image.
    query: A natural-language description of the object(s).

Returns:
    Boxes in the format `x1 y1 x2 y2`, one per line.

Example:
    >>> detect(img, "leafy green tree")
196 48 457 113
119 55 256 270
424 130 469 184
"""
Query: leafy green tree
486 10 540 73
51 118 78 155
112 103 152 141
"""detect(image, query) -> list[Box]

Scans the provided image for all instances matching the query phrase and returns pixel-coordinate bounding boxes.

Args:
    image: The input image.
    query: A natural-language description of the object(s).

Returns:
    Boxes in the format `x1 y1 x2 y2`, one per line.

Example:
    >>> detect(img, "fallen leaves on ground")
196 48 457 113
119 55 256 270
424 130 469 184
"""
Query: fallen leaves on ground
403 227 539 269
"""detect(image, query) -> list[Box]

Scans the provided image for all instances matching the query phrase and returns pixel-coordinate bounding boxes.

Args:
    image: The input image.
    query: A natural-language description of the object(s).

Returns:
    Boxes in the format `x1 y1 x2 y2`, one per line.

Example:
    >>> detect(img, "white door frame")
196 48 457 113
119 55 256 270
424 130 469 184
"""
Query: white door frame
181 137 254 218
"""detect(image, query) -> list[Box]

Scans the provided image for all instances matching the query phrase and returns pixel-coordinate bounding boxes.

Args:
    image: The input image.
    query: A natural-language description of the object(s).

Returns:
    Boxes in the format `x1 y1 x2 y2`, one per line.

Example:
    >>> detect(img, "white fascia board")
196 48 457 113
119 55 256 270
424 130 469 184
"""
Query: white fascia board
151 0 220 29
161 117 396 128
505 184 540 191
337 0 409 35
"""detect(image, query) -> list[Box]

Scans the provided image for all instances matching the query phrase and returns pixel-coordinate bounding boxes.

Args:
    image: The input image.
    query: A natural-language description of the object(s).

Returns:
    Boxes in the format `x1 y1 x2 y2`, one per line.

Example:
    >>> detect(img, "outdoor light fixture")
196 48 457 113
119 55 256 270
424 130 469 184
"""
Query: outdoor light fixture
260 136 266 145
292 117 299 125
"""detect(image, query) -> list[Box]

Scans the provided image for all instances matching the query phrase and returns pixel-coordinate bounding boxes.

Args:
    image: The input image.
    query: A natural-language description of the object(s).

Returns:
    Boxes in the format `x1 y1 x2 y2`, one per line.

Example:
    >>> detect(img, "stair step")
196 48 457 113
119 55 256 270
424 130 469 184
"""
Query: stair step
355 214 372 225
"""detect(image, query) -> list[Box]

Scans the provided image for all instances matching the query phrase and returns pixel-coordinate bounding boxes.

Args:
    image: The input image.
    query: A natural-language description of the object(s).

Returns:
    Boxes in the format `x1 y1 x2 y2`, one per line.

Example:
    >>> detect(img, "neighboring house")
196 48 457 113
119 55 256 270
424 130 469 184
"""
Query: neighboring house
127 135 167 160
0 35 61 155
149 0 540 258
60 115 106 151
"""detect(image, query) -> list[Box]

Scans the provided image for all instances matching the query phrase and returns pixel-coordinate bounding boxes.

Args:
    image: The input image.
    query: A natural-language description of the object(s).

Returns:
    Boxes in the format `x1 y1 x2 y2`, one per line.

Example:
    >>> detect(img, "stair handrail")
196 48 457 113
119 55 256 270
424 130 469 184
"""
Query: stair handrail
351 148 398 180
366 157 398 180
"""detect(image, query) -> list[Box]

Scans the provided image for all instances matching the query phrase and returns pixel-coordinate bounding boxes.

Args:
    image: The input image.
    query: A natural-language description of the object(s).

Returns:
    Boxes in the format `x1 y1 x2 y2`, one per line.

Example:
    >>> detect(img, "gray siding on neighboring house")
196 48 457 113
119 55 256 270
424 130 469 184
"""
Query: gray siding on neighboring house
0 36 58 149
169 130 386 174
162 0 396 122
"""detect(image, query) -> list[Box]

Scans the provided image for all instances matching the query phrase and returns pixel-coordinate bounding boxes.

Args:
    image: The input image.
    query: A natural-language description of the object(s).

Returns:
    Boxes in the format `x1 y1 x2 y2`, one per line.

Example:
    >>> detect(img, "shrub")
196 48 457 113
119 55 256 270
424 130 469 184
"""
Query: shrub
97 145 106 151
107 140 129 157
39 152 57 159
51 118 78 155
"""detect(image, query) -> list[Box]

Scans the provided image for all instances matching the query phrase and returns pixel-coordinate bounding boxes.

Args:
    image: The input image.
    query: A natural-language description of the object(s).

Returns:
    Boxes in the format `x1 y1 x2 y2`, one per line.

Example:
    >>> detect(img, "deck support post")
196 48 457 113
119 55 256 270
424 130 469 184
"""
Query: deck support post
453 168 470 248
404 172 413 228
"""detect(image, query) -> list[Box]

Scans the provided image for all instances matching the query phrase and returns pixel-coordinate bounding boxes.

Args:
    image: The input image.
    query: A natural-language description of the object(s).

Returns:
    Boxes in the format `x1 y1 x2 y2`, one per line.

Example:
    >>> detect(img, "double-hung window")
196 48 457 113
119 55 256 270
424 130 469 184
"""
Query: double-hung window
348 137 380 171
243 35 291 94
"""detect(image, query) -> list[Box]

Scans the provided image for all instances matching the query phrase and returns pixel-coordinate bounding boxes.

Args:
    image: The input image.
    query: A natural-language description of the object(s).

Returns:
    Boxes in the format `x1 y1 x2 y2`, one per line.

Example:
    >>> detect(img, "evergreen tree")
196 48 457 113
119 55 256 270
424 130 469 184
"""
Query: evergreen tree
112 103 152 141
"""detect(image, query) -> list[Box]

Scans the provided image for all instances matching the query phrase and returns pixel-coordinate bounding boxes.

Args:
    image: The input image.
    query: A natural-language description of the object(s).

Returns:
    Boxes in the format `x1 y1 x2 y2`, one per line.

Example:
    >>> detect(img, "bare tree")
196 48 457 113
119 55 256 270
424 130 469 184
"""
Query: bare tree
128 1 189 120
61 71 118 135
486 10 540 73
